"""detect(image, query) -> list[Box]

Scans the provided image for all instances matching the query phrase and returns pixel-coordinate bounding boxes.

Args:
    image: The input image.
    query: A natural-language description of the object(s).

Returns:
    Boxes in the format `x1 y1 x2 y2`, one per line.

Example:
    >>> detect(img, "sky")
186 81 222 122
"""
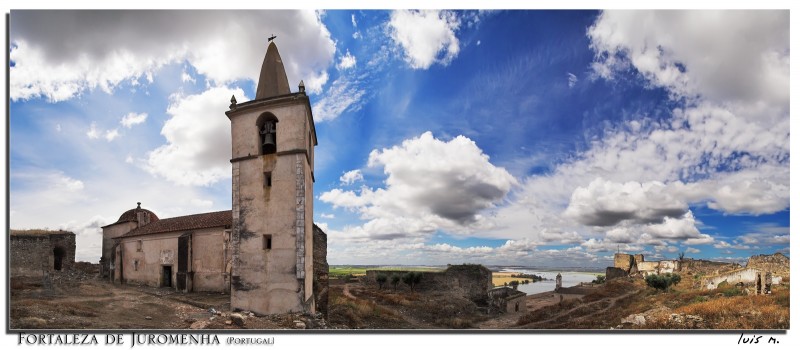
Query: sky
5 9 791 267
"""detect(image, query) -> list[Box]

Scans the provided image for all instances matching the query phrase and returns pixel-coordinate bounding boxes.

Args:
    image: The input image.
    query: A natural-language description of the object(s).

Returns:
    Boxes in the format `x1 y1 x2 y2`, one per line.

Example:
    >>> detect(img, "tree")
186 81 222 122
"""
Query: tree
376 273 388 290
390 274 401 290
402 272 422 292
678 251 686 261
645 273 682 291
509 280 520 288
592 275 606 284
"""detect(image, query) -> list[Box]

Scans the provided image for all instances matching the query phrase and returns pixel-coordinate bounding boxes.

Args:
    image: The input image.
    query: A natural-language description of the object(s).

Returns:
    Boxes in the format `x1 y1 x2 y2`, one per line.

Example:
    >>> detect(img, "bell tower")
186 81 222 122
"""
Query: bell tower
226 40 317 315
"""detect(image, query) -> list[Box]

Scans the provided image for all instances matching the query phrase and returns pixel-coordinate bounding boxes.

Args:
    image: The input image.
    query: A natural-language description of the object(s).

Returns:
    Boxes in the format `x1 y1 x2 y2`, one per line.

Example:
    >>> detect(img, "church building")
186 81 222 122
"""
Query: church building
100 40 325 316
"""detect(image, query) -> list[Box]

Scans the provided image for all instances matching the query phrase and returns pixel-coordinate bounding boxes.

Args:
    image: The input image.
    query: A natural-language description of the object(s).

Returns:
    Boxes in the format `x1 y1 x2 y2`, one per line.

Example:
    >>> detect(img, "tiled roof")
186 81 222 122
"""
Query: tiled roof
102 204 159 228
120 210 232 238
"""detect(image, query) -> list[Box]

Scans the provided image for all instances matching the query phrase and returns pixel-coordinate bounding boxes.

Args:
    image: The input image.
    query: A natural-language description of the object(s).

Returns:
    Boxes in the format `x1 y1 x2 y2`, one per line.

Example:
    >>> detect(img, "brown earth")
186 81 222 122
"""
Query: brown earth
9 273 321 330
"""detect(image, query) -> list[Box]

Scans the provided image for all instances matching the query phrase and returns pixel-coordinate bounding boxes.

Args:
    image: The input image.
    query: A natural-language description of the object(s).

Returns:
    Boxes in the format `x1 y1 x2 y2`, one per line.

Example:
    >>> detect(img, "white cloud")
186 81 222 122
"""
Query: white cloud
10 10 336 102
104 129 120 142
567 72 577 88
321 132 516 240
564 178 687 227
120 112 148 128
339 169 364 185
644 212 701 240
312 76 366 121
476 40 481 46
337 50 357 70
484 11 788 248
387 10 461 69
55 124 61 132
320 213 335 219
685 247 701 254
351 14 358 28
181 69 196 84
588 10 788 117
86 122 100 139
145 86 242 186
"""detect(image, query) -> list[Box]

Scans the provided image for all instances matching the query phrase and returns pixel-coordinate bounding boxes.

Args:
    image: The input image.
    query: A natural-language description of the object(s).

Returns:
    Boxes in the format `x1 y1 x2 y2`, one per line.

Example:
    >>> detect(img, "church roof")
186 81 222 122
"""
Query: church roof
255 41 291 100
120 210 232 238
102 203 159 228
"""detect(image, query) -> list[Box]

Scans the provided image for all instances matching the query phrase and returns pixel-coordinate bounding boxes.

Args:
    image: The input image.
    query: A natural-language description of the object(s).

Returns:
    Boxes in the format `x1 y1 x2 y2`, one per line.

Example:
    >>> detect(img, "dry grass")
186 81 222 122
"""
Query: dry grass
492 273 531 286
10 229 71 236
672 289 789 329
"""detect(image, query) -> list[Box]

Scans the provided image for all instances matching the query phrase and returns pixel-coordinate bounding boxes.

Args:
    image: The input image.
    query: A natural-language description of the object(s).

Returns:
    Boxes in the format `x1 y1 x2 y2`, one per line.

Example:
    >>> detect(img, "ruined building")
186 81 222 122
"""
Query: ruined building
10 230 76 277
100 41 326 316
606 253 681 280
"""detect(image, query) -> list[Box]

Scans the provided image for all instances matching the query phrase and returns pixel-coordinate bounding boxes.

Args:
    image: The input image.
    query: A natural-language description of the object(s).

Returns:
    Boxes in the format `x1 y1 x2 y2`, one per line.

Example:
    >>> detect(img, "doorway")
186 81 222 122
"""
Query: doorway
162 266 173 287
53 247 65 271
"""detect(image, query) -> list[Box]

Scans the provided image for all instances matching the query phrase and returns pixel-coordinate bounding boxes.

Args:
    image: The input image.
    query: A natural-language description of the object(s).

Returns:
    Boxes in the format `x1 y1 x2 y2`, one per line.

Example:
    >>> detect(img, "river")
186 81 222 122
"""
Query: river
500 268 602 295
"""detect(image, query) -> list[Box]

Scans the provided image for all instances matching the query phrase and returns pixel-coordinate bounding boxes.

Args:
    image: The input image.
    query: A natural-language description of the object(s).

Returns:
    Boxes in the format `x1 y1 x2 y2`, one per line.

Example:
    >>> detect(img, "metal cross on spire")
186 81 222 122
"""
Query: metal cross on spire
268 34 277 42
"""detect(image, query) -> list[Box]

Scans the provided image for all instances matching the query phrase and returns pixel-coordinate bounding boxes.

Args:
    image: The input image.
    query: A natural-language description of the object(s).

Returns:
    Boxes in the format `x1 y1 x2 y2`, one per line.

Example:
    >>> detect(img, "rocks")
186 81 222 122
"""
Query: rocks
144 316 152 320
621 314 647 326
669 313 706 329
294 321 306 329
189 320 209 329
230 313 245 327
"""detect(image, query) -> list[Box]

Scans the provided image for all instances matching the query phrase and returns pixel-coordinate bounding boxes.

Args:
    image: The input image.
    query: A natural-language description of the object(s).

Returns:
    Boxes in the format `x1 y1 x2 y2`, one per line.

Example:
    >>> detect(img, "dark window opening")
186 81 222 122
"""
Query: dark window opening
265 172 272 187
263 235 272 250
53 247 65 271
136 240 142 252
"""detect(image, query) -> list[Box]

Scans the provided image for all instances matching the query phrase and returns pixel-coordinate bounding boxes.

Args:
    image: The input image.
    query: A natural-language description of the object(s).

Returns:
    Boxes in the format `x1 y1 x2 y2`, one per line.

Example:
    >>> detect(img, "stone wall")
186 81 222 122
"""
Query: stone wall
10 231 76 277
703 268 761 290
746 253 789 277
614 253 633 272
312 224 329 318
488 286 527 313
605 267 627 281
365 264 492 303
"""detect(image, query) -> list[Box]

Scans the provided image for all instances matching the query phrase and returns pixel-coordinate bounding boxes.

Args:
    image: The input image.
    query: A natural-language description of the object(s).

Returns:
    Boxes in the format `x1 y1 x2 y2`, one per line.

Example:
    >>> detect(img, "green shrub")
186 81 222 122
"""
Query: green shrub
645 273 681 291
376 273 388 290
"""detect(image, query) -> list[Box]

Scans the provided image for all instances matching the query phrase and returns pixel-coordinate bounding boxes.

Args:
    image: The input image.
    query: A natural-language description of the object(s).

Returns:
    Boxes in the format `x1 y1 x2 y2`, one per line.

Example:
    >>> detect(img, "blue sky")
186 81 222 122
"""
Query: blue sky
7 10 790 267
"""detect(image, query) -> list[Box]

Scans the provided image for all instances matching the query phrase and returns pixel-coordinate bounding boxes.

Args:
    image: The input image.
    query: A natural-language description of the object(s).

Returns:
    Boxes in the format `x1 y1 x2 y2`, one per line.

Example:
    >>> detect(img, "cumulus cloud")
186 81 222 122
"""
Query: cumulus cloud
588 11 788 110
10 10 335 101
120 112 148 128
387 10 461 69
337 50 357 70
339 169 364 185
145 86 242 186
685 247 701 254
564 178 687 227
321 132 516 239
484 12 788 252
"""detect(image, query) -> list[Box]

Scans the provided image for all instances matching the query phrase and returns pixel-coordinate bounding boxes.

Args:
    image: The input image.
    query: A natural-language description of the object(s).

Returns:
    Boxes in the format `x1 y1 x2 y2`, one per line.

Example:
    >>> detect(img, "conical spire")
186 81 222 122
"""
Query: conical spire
255 41 291 100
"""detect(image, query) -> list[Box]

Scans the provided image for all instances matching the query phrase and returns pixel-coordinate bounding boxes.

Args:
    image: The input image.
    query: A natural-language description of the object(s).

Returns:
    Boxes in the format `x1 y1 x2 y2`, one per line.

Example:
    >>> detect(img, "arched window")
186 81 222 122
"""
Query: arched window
256 113 279 155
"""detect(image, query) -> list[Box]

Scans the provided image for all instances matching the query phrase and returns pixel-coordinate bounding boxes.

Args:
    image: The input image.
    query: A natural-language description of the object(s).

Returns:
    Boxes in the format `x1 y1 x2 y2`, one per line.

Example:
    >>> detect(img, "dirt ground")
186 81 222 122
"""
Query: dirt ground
9 274 319 330
10 271 638 330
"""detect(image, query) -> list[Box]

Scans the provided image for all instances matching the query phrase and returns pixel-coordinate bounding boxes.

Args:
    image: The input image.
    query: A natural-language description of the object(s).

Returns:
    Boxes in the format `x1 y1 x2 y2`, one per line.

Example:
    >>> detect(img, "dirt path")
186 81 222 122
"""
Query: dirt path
518 290 638 328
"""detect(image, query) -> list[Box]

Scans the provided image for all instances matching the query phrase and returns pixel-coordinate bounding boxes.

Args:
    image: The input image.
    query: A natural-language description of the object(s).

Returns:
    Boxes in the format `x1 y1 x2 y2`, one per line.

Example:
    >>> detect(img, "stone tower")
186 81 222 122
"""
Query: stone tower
226 41 318 315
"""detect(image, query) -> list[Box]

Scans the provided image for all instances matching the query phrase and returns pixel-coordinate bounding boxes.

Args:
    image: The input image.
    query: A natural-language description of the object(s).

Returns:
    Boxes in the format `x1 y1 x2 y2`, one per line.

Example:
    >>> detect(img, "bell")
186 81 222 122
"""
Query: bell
263 133 275 147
